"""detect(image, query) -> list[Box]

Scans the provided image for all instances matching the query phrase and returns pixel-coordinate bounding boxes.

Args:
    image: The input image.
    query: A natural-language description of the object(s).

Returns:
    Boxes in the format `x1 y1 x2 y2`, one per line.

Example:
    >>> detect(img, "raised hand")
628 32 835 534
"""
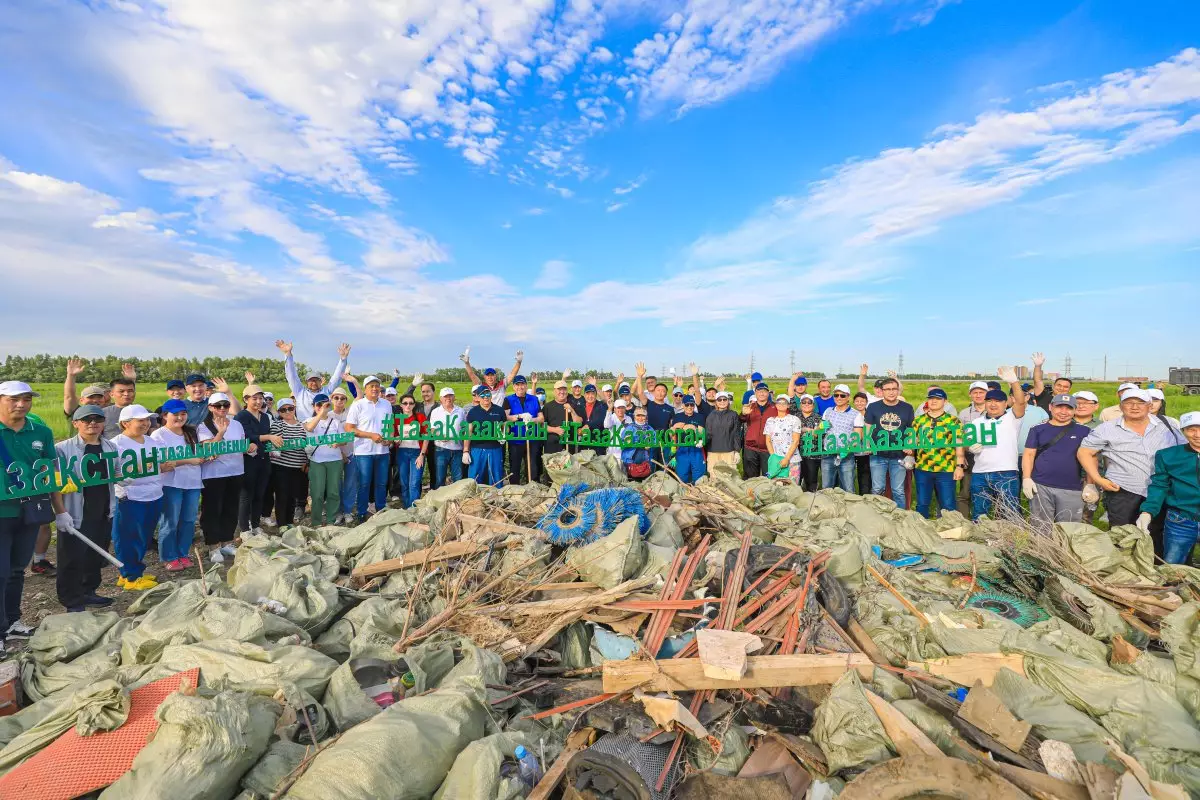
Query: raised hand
213 414 229 432
337 343 352 360
122 362 137 380
244 371 256 385
393 368 401 378
515 349 524 361
1031 352 1046 367
587 374 597 387
635 362 646 377
715 375 726 390
859 363 869 376
688 362 698 377
997 366 1018 384
460 345 471 364
212 377 231 393
345 374 358 385
886 369 897 379
275 340 293 356
616 371 626 385
66 357 85 377
412 372 423 385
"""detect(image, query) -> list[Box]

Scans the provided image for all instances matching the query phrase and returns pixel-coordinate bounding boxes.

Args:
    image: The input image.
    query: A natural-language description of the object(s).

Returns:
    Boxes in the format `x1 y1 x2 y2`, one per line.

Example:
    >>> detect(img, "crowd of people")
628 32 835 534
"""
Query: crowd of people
0 345 1197 659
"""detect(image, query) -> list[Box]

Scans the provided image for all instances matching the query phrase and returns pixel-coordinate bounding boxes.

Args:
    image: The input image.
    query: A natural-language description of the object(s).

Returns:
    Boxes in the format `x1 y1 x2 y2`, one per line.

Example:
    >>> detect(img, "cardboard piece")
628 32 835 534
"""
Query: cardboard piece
958 681 1032 752
695 629 763 681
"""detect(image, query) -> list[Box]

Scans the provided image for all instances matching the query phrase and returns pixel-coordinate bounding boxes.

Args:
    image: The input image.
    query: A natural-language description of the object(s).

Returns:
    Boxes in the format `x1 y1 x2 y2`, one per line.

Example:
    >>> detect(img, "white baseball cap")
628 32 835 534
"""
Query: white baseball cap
571 379 582 388
1073 391 1099 403
0 381 39 397
384 387 397 396
614 399 628 408
1118 382 1138 394
798 393 815 402
276 397 296 410
118 404 152 422
1148 388 1164 400
207 392 231 405
1180 411 1200 430
1121 388 1151 403
716 391 733 400
439 387 456 397
833 384 851 394
969 381 988 391
362 375 381 386
601 384 612 392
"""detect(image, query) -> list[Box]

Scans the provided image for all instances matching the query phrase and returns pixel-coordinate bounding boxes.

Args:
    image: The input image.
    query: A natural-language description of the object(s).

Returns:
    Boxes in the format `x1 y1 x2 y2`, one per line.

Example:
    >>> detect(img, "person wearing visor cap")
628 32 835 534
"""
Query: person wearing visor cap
463 348 523 409
504 375 544 484
1140 412 1200 563
965 367 1027 521
275 339 350 421
1021 394 1093 532
671 395 707 484
1079 387 1179 554
541 380 577 462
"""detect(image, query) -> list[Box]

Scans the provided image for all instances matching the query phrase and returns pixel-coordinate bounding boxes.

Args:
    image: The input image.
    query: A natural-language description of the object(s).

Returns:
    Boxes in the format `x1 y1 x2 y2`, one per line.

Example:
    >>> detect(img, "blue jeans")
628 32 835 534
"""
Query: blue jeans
355 453 389 516
113 496 163 580
870 456 908 509
159 486 200 562
468 448 504 487
1164 509 1200 564
675 449 707 484
435 448 463 487
395 448 424 508
970 470 1020 520
341 455 359 515
913 470 956 519
821 456 855 490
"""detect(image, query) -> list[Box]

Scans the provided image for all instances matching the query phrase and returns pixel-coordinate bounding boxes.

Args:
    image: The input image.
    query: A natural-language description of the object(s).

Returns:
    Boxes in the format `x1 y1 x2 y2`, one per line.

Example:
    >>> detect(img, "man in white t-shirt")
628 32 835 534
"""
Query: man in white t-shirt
428 387 467 488
966 367 1027 520
344 375 391 522
463 349 522 408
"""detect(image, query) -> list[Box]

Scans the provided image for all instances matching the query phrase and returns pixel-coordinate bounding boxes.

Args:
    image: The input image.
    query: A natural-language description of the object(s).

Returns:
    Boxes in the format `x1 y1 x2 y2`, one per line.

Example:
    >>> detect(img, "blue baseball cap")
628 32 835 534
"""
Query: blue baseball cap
535 387 546 395
1020 383 1033 392
681 395 697 406
483 367 497 376
166 379 185 390
926 388 948 400
513 374 527 384
584 384 597 393
205 380 216 389
618 385 631 395
987 381 1002 391
751 372 763 382
794 376 807 386
755 382 769 391
161 398 187 415
985 389 1007 402
185 373 206 385
312 393 330 405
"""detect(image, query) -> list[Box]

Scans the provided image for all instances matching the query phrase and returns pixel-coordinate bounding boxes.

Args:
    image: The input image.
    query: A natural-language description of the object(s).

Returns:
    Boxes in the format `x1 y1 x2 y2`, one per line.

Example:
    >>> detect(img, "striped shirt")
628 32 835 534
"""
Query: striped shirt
1080 416 1178 496
270 419 309 469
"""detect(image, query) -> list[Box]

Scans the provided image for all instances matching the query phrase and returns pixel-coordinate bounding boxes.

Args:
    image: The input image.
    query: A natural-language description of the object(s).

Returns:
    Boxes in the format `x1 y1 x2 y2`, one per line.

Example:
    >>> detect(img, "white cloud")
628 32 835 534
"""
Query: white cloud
501 221 513 229
533 259 572 290
525 207 547 215
546 181 575 199
606 202 625 212
613 174 647 195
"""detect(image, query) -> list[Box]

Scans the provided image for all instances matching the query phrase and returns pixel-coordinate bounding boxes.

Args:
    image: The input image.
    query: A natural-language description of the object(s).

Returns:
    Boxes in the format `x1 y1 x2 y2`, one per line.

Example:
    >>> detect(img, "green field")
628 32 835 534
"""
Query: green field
25 379 1200 441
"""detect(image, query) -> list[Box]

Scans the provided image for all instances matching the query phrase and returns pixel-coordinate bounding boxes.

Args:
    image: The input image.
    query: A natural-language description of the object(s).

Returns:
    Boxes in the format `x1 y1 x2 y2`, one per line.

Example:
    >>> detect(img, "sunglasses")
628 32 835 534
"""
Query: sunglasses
79 416 105 424
833 393 848 398
211 402 231 409
400 401 415 406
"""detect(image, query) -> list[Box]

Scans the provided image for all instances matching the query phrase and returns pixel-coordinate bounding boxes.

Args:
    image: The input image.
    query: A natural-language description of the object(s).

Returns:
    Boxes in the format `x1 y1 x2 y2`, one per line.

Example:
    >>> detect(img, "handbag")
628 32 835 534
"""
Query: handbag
626 461 651 479
0 430 56 525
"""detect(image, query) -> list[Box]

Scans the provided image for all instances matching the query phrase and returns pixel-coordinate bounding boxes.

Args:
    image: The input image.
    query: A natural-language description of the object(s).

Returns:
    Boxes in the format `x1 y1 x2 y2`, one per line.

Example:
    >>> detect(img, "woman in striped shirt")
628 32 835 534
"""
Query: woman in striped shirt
269 398 310 527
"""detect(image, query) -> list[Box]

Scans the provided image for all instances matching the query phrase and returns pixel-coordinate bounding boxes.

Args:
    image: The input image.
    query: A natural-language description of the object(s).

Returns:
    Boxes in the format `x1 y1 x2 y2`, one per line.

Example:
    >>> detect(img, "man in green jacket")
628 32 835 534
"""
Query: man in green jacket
1140 411 1200 564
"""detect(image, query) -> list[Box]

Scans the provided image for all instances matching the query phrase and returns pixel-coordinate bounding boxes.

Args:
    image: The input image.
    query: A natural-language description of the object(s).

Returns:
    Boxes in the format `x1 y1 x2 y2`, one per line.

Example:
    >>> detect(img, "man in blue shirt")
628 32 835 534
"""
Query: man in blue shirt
183 374 212 426
671 397 707 484
741 372 765 406
814 380 837 415
644 383 675 469
504 376 543 484
464 388 508 487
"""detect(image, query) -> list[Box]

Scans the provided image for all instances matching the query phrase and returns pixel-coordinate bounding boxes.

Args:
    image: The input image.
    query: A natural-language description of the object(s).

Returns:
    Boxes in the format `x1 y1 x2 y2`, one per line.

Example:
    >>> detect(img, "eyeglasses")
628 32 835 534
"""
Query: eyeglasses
79 417 104 424
801 399 814 404
833 393 848 398
400 401 414 407
211 402 231 409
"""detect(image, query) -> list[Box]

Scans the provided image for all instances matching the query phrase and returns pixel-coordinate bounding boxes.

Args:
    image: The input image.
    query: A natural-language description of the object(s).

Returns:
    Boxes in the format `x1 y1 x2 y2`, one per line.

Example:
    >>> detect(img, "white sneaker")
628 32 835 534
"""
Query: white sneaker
220 544 237 557
251 527 265 537
263 517 277 527
209 549 225 564
367 503 377 515
6 620 35 639
389 495 401 502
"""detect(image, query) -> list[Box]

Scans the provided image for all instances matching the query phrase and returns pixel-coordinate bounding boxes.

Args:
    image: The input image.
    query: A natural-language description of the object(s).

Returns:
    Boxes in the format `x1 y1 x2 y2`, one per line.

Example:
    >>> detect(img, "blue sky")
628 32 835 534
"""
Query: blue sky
0 0 1196 379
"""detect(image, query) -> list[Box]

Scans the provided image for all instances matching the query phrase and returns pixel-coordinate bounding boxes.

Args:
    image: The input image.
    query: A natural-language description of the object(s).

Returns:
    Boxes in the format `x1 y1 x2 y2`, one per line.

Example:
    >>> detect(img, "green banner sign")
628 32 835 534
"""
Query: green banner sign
380 415 548 443
559 421 706 449
800 421 997 458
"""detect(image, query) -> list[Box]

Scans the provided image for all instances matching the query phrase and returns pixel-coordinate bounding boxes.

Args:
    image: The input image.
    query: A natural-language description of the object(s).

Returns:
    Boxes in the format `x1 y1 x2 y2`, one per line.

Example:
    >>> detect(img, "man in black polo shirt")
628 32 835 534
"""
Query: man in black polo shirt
542 380 575 464
644 383 674 468
464 388 508 487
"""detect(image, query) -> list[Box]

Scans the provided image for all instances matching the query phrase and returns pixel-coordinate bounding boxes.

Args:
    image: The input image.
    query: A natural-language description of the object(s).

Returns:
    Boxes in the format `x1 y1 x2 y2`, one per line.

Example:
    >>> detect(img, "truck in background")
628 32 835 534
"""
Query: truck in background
1169 367 1200 395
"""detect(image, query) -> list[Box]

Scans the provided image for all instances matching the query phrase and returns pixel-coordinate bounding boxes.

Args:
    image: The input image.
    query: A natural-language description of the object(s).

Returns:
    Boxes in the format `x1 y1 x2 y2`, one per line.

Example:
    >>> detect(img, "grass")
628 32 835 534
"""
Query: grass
24 378 1200 441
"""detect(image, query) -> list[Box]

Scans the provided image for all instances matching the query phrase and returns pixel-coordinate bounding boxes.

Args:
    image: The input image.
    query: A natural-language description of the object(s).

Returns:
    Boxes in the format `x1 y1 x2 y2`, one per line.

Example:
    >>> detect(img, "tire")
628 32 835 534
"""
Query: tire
839 756 1027 800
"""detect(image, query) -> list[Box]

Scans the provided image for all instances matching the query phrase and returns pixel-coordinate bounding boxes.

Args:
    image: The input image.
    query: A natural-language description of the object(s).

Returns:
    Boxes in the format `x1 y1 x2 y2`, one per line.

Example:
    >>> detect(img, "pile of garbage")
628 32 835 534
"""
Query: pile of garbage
4 447 1200 798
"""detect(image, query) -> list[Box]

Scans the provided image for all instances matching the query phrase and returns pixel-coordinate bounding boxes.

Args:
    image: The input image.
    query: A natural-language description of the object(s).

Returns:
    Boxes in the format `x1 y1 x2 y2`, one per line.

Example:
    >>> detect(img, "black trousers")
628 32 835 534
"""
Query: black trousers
203 475 243 545
1105 488 1166 556
239 457 272 532
273 466 308 527
508 440 542 485
56 515 110 607
856 455 872 495
742 448 769 478
799 457 821 492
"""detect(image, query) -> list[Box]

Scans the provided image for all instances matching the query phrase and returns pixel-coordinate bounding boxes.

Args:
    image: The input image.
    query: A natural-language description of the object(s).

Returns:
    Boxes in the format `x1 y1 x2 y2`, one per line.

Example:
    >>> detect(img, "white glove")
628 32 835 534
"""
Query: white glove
521 413 532 422
54 512 79 536
968 443 984 455
1081 484 1100 504
1022 478 1037 500
1136 512 1152 533
902 455 915 470
462 452 472 465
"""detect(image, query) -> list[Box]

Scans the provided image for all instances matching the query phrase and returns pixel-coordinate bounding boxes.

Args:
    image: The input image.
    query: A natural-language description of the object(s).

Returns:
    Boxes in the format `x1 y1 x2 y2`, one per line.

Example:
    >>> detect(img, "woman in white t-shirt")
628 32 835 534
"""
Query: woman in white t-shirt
763 395 802 483
111 404 166 590
150 400 205 572
197 392 246 563
604 400 631 459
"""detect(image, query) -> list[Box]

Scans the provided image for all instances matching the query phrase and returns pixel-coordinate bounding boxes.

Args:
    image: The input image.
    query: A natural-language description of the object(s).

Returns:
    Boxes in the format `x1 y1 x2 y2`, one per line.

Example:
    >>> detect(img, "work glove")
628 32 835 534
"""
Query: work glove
902 455 915 470
1081 484 1100 504
1022 478 1037 500
968 443 984 456
522 413 533 422
54 512 79 537
1136 512 1152 534
462 452 472 465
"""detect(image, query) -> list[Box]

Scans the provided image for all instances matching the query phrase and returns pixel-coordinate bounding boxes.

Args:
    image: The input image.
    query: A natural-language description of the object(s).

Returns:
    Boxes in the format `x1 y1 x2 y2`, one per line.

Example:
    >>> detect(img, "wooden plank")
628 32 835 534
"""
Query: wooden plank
601 653 873 693
862 689 943 758
846 617 891 666
351 538 520 579
458 513 544 541
527 727 594 800
489 576 657 619
907 653 1026 687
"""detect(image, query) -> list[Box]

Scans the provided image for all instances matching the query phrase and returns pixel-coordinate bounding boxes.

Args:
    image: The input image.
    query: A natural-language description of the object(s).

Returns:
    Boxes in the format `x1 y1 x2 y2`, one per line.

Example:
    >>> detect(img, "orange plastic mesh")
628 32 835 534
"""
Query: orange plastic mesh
0 668 201 800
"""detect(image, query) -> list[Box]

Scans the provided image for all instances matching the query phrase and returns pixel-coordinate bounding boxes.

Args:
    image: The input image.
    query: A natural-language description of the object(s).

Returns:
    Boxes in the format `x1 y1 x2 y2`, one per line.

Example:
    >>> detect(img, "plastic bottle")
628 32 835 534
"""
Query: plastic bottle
514 745 542 787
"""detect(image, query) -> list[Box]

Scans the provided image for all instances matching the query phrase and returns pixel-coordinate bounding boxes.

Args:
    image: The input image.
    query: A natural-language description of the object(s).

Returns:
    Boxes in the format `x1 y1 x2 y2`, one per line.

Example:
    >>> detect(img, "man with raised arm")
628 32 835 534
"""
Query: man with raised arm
1029 352 1075 411
966 366 1027 520
275 339 350 421
463 349 523 408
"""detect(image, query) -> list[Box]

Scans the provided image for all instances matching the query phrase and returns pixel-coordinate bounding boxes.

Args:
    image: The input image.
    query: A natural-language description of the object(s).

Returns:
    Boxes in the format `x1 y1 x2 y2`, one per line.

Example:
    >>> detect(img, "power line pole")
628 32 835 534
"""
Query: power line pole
898 350 905 378
1063 353 1072 379
789 350 795 374
749 351 756 374
1103 354 1107 381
